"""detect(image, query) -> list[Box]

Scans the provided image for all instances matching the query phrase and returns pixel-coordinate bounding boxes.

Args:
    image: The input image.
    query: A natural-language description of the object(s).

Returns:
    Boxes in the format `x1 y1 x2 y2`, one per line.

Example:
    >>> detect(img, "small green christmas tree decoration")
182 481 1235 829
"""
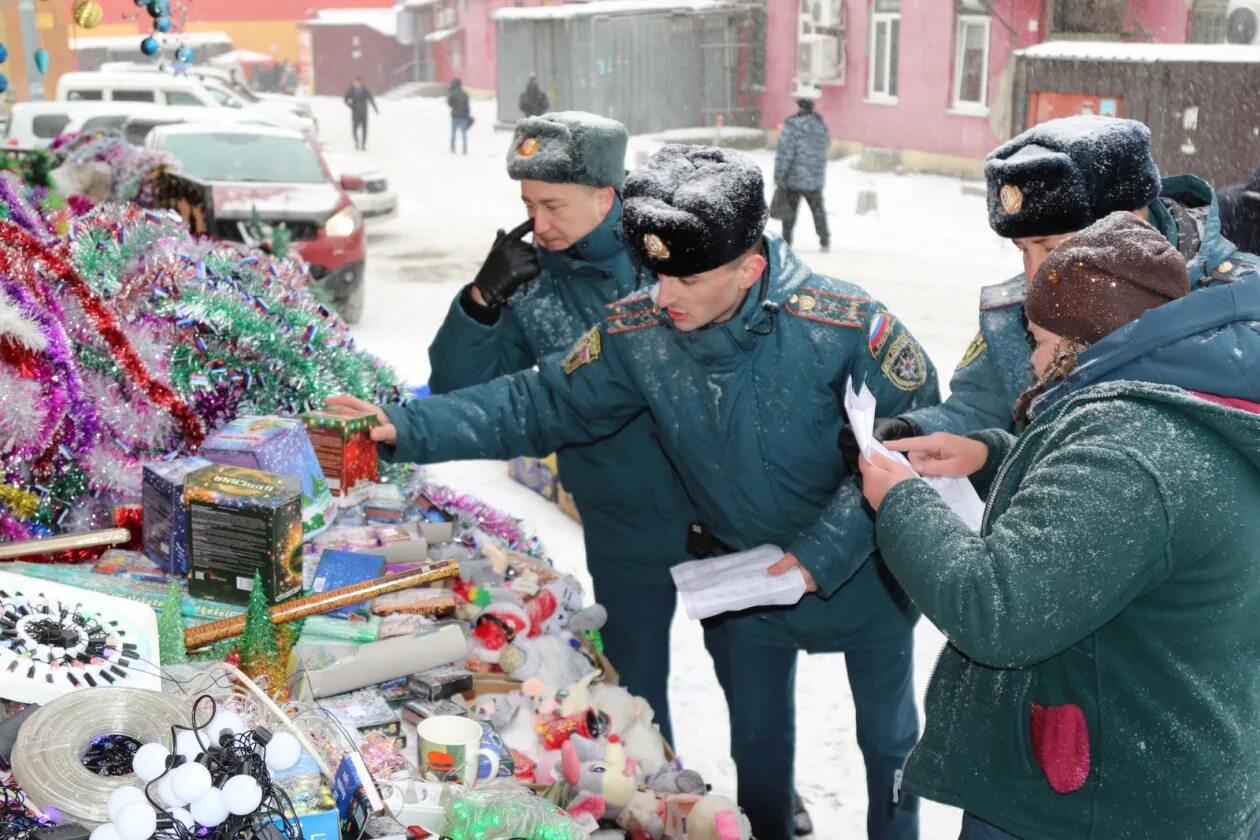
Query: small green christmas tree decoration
239 572 288 700
245 205 292 260
158 580 187 665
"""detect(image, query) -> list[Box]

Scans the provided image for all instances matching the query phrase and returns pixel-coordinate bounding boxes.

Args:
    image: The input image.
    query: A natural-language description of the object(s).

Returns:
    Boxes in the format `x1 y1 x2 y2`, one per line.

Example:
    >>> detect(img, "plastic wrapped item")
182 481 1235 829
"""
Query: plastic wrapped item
378 612 439 639
442 779 585 840
371 587 456 616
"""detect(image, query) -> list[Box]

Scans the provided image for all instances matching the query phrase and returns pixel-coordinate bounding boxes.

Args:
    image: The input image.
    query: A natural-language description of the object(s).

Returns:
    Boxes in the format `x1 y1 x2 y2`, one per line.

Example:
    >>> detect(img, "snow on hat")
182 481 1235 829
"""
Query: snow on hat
622 144 768 277
985 115 1161 239
506 111 629 188
1026 211 1188 346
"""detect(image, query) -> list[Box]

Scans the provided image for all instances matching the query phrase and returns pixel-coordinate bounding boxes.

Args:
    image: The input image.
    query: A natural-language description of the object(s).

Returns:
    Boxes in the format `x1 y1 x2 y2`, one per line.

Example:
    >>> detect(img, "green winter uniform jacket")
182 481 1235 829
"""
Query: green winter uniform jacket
426 198 695 584
906 174 1260 436
389 234 940 649
876 280 1260 839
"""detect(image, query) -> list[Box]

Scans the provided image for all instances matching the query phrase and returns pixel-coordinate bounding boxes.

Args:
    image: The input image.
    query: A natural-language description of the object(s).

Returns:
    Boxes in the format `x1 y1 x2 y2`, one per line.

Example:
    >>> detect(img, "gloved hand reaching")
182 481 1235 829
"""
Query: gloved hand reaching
839 416 919 481
471 219 541 308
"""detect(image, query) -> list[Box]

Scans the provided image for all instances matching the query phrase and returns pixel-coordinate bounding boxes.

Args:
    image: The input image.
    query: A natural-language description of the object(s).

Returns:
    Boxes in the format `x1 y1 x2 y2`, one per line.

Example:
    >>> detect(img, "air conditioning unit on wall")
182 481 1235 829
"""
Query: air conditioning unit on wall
1226 0 1260 43
804 0 841 30
438 7 458 29
798 33 842 84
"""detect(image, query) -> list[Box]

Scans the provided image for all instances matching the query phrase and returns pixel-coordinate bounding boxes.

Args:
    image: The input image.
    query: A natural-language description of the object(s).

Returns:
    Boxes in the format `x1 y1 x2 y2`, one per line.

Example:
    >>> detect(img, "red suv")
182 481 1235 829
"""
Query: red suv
148 123 366 321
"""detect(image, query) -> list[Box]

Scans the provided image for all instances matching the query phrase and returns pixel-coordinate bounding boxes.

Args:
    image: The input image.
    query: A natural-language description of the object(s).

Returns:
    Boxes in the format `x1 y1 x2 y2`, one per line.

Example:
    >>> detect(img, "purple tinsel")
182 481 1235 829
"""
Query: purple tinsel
0 172 53 241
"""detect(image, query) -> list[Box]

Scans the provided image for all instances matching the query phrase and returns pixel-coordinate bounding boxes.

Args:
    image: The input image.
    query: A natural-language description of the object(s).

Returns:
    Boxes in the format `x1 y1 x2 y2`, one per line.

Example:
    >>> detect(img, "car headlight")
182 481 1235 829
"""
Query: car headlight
324 205 362 238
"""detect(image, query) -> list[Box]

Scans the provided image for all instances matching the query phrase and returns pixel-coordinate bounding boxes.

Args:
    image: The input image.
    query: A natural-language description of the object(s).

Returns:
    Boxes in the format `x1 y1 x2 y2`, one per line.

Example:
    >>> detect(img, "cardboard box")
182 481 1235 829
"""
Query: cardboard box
556 485 581 524
301 405 379 499
201 415 336 536
271 751 339 840
507 454 559 501
141 456 212 575
311 549 386 620
185 465 305 606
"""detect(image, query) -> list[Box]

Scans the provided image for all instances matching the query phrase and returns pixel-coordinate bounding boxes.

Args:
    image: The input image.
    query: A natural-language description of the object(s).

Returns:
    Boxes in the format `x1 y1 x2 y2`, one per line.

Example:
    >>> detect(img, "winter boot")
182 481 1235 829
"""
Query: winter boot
794 790 814 836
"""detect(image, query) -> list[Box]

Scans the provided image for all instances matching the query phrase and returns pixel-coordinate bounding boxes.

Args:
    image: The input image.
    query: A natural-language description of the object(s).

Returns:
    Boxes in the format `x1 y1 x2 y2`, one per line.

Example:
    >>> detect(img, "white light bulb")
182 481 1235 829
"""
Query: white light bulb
189 787 229 828
156 774 186 807
264 731 301 772
131 743 171 783
107 786 146 823
174 729 205 763
207 710 245 744
169 808 194 830
221 774 263 816
89 824 122 840
114 801 158 840
170 762 212 803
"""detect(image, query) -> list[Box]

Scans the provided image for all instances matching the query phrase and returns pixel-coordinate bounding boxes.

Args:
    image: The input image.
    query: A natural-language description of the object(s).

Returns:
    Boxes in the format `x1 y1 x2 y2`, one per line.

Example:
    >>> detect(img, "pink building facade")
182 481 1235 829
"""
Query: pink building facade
762 1 1197 175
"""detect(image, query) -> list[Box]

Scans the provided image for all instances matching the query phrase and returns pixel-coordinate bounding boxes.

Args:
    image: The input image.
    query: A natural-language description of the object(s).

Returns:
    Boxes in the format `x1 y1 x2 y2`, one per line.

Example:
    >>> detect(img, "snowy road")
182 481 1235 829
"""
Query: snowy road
314 93 1021 837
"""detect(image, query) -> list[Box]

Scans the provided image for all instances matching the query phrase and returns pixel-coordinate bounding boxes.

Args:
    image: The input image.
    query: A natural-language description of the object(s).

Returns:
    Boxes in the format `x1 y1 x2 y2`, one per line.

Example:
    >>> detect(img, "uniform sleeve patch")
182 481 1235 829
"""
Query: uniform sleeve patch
562 327 602 374
955 332 988 371
881 332 928 391
604 304 664 335
786 286 868 328
868 312 894 358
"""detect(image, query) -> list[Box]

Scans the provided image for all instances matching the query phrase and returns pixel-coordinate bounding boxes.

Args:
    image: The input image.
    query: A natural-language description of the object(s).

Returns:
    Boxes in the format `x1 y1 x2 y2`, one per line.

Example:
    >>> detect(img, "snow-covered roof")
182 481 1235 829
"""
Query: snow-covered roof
402 0 443 7
302 7 402 38
424 26 464 43
1017 41 1260 64
69 32 232 51
493 0 732 22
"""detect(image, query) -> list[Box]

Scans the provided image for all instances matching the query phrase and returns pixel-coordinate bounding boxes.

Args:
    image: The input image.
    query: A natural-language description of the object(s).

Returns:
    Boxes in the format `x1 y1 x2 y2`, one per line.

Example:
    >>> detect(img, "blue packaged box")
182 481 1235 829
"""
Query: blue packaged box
141 456 212 575
271 750 341 840
311 549 386 620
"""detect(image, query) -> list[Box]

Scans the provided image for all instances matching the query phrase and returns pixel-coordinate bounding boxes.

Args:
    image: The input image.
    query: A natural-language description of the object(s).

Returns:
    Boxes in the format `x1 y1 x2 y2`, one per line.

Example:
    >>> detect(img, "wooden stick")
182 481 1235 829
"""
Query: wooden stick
0 528 132 560
184 559 459 650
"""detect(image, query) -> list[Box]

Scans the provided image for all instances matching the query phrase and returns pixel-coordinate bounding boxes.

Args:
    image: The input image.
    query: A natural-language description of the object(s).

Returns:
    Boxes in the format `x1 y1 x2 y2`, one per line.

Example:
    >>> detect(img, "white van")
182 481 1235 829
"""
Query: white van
55 72 314 139
4 100 294 150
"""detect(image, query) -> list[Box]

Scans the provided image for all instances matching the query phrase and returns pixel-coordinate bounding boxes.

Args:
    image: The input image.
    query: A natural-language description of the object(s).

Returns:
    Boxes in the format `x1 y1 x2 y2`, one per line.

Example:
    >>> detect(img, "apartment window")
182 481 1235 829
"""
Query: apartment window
1048 0 1124 38
953 15 990 109
868 0 899 101
1191 0 1229 43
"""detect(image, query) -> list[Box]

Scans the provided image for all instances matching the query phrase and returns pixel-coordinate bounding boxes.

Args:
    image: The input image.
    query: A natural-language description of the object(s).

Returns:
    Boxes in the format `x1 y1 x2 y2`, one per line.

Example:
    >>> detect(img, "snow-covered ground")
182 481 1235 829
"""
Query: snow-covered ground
312 94 1021 837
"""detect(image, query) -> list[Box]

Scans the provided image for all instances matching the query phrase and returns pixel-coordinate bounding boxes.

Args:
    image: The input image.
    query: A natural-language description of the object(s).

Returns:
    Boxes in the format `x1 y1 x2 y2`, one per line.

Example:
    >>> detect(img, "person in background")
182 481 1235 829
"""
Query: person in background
859 211 1260 840
1218 163 1260 256
773 91 830 252
343 77 378 152
519 73 550 118
425 112 695 753
448 78 471 155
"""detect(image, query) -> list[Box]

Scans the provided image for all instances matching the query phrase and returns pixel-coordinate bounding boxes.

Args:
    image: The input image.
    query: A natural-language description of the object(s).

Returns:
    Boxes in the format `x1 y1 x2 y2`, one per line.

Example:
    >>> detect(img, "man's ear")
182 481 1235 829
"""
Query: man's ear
739 253 768 291
597 186 616 216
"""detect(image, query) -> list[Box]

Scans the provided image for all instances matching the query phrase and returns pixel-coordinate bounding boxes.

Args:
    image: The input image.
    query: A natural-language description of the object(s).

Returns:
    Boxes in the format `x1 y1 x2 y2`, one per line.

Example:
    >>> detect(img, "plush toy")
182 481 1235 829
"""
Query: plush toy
617 789 667 839
526 576 608 637
500 632 599 688
621 697 668 778
562 736 638 822
468 602 530 665
479 691 543 759
685 795 752 840
646 765 707 796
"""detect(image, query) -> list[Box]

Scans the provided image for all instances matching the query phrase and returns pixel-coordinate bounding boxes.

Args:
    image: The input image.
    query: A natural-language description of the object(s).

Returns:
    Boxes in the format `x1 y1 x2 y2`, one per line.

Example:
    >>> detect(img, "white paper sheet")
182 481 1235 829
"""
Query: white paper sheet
671 544 807 621
845 379 985 532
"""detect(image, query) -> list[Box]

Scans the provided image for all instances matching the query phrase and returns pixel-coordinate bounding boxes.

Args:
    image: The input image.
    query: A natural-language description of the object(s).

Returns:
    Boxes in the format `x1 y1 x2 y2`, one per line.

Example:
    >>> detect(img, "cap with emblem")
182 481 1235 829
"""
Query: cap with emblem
621 144 768 277
506 111 629 188
985 115 1162 240
1026 211 1188 346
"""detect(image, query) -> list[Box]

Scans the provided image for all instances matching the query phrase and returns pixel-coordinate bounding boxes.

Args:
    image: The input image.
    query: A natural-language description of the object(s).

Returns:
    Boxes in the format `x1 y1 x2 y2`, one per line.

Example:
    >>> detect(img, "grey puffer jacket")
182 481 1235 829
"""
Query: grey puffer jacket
774 112 829 193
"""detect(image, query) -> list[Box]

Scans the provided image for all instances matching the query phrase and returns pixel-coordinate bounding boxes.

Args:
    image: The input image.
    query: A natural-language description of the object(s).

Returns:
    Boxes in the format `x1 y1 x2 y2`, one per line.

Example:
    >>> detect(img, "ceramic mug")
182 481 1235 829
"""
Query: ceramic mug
417 715 500 786
477 721 515 780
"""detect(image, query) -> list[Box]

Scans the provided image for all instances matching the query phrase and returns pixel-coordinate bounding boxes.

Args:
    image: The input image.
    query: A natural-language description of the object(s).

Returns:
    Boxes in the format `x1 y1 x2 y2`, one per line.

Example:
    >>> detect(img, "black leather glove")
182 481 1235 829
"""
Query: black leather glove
839 416 920 481
472 219 541 309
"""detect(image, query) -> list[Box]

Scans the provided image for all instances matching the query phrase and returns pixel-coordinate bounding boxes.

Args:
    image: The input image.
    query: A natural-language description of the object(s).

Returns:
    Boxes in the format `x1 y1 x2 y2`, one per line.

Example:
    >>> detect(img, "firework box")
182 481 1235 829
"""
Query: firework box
184 465 305 606
200 415 335 537
270 750 340 840
311 548 386 620
301 406 379 500
141 456 213 575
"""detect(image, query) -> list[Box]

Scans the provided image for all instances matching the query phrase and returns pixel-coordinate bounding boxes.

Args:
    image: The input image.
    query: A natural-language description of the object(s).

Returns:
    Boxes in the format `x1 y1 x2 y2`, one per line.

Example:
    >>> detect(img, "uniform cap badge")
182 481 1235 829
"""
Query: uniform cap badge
797 294 817 312
518 137 539 158
1000 184 1024 214
644 233 671 260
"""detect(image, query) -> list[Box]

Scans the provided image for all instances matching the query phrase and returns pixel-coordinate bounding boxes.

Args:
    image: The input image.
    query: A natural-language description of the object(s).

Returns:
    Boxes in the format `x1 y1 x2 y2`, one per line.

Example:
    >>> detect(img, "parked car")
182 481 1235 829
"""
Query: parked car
148 124 366 322
321 152 398 224
4 101 296 150
56 72 315 140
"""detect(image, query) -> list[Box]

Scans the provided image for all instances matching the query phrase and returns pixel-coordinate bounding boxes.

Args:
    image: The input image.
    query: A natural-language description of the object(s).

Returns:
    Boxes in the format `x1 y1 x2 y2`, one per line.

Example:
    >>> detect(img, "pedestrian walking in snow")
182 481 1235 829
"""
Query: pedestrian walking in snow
773 91 830 252
425 112 695 749
448 78 471 155
518 73 550 118
343 77 378 151
1218 163 1260 257
842 115 1260 469
859 211 1260 840
330 145 938 840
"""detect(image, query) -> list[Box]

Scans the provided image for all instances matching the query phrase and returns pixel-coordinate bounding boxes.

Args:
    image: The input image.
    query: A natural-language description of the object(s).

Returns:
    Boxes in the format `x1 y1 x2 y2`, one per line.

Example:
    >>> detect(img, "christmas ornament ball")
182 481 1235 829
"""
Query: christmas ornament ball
72 0 105 29
175 45 194 63
140 36 160 57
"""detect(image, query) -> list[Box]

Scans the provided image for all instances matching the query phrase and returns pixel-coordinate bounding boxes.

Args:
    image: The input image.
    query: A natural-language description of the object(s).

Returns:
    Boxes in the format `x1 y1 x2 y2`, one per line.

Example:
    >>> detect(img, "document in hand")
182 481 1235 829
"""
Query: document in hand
844 379 985 532
671 544 807 621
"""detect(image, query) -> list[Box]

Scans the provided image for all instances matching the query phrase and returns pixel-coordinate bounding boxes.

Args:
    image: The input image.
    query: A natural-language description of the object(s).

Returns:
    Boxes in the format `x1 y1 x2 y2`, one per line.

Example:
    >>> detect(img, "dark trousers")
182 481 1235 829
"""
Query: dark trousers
591 575 677 747
703 621 919 840
961 814 1260 840
781 189 829 248
352 114 367 149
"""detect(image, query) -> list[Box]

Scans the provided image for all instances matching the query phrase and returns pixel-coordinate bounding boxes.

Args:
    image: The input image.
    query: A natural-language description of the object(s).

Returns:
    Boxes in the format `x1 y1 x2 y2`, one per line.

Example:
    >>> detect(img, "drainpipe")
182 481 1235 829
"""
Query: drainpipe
18 0 45 100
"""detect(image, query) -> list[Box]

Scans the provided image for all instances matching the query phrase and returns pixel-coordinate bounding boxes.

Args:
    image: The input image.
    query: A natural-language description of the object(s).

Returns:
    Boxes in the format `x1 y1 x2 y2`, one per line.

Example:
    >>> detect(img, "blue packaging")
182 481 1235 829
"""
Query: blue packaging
311 549 386 620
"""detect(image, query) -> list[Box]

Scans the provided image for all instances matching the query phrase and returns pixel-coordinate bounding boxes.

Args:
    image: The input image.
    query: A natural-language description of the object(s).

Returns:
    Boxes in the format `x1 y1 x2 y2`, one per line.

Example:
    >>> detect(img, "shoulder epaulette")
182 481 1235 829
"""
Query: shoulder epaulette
604 293 664 335
980 276 1026 312
784 285 868 329
1207 256 1260 285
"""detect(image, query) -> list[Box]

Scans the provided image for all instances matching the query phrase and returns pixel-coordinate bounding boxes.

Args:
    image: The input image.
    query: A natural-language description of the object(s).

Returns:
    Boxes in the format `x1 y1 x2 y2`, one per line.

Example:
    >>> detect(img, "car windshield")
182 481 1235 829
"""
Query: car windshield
203 81 243 108
225 80 261 103
159 132 326 183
